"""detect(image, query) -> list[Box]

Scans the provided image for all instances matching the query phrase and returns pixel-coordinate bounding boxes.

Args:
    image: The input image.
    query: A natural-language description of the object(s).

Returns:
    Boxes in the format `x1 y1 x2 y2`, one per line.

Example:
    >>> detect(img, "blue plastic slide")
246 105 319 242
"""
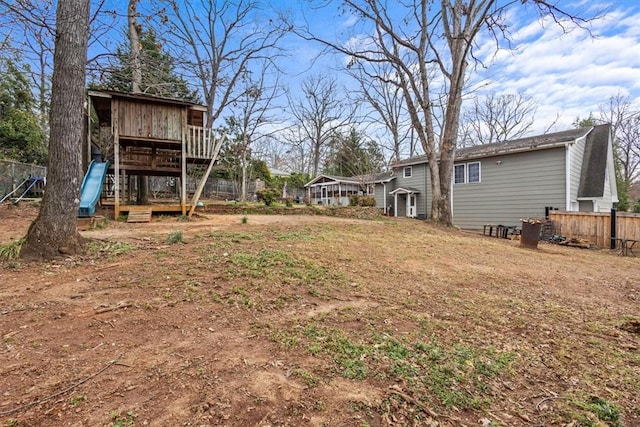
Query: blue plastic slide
78 160 109 217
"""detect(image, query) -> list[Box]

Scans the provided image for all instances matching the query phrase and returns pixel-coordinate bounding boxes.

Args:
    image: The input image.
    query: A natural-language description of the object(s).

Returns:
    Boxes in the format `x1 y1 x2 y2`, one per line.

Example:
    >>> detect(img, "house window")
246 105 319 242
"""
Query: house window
403 166 412 178
468 162 480 183
454 164 465 184
454 162 481 184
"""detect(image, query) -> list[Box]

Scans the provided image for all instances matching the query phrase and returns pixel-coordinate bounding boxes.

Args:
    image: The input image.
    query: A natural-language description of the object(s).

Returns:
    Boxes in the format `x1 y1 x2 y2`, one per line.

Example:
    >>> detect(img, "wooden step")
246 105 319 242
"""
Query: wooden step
127 209 152 223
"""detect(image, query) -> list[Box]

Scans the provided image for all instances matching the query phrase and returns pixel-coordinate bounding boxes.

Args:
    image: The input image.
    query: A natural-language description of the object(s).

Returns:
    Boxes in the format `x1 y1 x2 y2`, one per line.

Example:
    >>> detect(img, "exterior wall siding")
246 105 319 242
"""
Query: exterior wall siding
568 136 587 209
117 100 183 141
452 147 566 229
600 170 613 211
392 164 430 218
374 182 392 213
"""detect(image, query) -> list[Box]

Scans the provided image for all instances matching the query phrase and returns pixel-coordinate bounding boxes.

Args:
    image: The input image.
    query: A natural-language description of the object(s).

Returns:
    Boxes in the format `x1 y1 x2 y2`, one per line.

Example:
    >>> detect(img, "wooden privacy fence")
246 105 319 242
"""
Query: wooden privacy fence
550 211 640 247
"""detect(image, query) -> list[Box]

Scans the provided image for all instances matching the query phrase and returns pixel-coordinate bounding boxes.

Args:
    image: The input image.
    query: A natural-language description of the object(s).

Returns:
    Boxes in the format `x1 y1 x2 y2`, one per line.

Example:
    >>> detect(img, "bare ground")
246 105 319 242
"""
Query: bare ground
0 202 639 427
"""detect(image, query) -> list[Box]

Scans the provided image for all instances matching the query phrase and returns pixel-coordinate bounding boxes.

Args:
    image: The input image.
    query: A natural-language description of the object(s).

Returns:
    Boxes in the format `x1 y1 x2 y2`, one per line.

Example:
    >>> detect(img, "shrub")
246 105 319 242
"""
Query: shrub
167 231 184 244
359 196 376 207
256 187 280 206
349 195 376 207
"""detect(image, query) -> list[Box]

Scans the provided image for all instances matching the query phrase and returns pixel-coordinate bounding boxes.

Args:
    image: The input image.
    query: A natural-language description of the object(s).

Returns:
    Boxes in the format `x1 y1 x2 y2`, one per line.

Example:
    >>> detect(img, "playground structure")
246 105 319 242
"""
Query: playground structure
86 90 221 220
78 160 109 217
0 176 45 205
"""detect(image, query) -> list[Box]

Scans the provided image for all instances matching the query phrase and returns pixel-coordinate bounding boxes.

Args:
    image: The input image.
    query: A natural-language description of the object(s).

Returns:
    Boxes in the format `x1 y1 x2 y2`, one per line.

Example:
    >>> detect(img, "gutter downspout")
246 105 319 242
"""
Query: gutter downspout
382 183 386 214
565 143 571 211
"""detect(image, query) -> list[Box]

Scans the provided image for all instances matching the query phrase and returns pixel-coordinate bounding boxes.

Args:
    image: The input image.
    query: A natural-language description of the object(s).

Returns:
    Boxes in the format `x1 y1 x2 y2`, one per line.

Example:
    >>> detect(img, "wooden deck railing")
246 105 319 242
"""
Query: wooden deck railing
550 211 640 247
121 147 180 170
186 125 214 159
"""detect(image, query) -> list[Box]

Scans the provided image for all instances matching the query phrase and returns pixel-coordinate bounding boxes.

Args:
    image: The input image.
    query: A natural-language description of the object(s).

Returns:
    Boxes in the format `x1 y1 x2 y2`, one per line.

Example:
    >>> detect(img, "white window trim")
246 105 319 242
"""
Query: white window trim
454 162 481 184
403 166 412 178
467 161 481 183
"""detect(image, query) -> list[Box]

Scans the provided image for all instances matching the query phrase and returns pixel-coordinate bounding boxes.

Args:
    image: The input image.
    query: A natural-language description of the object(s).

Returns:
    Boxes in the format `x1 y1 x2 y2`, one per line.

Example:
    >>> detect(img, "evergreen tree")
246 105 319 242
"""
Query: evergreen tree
324 128 384 178
100 28 198 102
0 58 46 164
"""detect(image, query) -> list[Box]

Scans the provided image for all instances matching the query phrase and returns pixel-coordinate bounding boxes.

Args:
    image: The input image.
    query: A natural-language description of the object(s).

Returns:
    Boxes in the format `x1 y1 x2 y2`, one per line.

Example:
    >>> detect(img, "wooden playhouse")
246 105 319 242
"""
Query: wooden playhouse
87 90 220 220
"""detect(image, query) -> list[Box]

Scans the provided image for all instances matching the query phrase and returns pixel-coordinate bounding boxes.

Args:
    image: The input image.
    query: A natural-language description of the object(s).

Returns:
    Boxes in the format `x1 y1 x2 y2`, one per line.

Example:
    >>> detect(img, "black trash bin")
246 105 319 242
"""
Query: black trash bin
521 220 543 249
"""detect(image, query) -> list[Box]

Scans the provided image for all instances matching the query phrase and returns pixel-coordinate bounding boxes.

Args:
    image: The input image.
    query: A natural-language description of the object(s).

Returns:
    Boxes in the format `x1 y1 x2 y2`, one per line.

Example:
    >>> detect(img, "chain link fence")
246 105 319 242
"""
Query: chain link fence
0 160 47 199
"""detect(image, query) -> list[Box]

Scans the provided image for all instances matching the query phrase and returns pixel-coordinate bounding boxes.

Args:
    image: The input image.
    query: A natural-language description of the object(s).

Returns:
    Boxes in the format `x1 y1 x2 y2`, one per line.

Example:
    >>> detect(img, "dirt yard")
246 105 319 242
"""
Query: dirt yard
1 203 639 426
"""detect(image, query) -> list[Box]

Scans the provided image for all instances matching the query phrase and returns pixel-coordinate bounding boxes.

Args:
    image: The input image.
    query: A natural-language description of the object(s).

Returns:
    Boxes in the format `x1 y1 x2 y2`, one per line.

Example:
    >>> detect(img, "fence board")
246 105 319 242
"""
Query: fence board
550 211 640 247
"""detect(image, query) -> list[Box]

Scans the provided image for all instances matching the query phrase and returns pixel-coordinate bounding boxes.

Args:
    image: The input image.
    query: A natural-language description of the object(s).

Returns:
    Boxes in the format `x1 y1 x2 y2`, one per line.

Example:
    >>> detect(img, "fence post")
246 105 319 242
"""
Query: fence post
610 208 616 250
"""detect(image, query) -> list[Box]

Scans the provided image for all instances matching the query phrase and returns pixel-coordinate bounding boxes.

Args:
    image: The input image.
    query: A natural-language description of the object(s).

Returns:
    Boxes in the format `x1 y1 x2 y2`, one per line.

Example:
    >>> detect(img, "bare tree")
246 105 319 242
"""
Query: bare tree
253 134 293 171
156 0 289 129
459 92 537 146
598 94 640 191
230 64 282 201
280 124 314 175
289 74 356 177
127 0 142 93
126 0 150 204
21 0 89 260
348 60 414 163
300 1 599 225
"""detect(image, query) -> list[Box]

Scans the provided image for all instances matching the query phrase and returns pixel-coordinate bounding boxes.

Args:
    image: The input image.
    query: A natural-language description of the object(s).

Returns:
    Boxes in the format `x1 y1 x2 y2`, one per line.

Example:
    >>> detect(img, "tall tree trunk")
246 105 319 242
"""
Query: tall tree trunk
21 0 90 260
128 0 142 94
128 0 148 204
240 134 248 202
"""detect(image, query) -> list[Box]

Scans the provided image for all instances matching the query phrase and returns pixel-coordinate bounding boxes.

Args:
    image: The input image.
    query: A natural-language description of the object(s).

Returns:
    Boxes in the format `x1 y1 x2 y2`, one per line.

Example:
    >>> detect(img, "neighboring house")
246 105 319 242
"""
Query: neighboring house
270 168 290 178
304 174 378 205
385 124 618 228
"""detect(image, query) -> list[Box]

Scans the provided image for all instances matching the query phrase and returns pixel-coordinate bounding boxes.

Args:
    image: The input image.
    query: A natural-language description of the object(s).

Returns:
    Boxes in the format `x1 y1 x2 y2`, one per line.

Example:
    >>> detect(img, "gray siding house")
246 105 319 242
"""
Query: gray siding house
304 172 396 207
386 124 618 229
305 174 376 205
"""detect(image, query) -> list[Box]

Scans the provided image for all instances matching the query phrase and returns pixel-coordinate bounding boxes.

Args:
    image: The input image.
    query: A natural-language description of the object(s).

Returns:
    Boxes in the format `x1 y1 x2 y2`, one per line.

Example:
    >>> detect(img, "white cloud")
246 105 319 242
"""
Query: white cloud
466 2 640 133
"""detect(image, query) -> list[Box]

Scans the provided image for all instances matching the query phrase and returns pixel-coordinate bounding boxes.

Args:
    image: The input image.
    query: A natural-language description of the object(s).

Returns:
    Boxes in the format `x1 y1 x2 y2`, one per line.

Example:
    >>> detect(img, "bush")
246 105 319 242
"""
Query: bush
256 187 280 206
349 195 376 207
634 199 640 213
284 197 293 207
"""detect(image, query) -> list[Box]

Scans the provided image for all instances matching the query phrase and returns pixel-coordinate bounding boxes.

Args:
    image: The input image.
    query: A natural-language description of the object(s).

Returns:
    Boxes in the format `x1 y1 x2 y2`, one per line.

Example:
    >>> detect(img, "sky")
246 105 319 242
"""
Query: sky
279 0 640 136
3 0 639 163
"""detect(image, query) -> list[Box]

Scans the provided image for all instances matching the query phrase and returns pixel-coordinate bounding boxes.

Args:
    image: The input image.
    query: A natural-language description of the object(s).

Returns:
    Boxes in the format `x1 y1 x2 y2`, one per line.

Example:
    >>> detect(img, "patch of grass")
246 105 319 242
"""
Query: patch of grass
95 241 136 256
293 368 320 387
270 328 299 348
70 394 87 406
111 410 135 427
116 214 127 222
289 321 515 411
0 237 25 260
576 396 621 426
183 280 201 301
275 231 314 241
167 231 184 244
241 215 248 224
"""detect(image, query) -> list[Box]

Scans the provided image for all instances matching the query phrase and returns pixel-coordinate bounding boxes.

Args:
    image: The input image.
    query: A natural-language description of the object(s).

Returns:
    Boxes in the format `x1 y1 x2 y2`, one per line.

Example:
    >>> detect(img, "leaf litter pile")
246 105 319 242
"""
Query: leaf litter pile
0 205 639 426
